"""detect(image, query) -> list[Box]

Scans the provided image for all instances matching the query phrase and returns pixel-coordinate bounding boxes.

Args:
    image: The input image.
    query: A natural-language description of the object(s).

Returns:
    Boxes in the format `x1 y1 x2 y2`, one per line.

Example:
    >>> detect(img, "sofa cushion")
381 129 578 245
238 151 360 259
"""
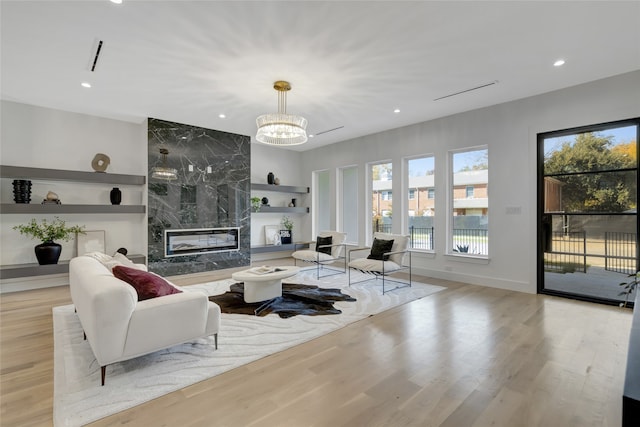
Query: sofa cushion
316 235 333 255
113 265 182 301
349 257 402 273
84 251 146 272
367 238 394 261
293 249 337 263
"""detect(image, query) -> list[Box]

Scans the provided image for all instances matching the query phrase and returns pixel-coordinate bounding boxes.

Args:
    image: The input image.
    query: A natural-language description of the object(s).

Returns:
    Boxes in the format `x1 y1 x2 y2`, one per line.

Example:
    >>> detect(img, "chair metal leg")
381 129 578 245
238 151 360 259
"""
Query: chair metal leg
101 366 106 386
214 333 218 350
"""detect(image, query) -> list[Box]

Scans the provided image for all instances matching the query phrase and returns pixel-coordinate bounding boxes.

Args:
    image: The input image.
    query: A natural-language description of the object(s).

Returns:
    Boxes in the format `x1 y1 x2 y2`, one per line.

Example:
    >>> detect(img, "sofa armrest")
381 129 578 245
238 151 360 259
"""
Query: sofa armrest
122 291 216 360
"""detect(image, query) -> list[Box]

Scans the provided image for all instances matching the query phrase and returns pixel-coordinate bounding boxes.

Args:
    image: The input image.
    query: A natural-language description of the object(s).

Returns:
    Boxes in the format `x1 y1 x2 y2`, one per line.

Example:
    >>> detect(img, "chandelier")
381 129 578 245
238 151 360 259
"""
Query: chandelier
151 148 178 180
256 80 308 146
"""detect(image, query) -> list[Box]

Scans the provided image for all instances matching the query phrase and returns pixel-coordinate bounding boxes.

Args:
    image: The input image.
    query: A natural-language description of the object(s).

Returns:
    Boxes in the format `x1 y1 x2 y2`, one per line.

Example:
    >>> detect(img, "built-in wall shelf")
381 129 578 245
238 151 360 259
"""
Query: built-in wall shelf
251 183 309 213
0 254 146 280
251 183 308 194
0 165 146 185
255 206 308 214
250 243 308 254
1 204 146 214
1 165 147 215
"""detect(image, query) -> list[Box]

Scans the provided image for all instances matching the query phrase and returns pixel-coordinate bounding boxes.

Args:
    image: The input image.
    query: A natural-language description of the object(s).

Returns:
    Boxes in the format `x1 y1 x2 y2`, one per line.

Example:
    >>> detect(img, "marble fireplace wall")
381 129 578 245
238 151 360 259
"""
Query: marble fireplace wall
148 118 251 277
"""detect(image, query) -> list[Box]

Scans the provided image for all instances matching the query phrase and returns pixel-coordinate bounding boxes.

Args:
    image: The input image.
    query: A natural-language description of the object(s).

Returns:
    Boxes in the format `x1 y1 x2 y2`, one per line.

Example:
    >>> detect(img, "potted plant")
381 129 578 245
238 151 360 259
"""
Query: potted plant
619 271 639 308
13 217 85 265
250 197 261 212
280 215 293 244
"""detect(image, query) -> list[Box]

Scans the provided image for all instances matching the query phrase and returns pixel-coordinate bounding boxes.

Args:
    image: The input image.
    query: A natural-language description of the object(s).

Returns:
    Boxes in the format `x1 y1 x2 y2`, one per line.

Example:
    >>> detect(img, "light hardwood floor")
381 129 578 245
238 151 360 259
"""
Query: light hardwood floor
0 263 633 427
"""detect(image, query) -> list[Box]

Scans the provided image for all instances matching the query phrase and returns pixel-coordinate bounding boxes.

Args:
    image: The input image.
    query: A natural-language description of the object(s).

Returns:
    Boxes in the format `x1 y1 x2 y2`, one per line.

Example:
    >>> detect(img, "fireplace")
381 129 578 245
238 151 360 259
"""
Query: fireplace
164 227 239 257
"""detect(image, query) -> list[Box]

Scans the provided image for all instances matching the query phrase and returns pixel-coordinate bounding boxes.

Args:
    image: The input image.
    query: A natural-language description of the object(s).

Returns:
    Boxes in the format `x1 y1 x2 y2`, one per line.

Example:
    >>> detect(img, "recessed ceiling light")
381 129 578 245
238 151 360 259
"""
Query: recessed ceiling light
394 109 401 113
81 82 91 88
554 59 566 67
309 134 315 138
218 114 226 119
110 0 123 4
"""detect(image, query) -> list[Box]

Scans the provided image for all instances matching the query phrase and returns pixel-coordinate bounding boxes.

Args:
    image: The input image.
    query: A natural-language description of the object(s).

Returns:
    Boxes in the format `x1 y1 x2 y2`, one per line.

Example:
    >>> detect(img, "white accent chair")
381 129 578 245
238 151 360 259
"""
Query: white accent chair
292 231 348 278
348 232 412 294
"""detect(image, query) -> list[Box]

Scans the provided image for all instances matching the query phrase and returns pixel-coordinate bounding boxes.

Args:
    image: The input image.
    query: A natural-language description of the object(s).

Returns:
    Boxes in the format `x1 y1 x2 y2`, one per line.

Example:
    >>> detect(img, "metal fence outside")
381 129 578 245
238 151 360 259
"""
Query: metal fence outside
605 231 638 275
409 226 434 250
544 231 587 273
452 228 488 255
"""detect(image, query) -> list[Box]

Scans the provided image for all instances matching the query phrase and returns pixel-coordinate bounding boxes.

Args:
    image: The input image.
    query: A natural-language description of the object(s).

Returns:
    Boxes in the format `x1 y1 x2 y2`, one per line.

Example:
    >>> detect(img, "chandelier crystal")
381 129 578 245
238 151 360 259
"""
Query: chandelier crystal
256 81 308 146
151 148 178 180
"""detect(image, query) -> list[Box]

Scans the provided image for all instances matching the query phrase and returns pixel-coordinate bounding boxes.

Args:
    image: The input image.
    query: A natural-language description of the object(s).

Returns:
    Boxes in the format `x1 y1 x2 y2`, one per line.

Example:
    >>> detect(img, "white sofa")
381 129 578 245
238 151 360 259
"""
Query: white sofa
69 255 221 385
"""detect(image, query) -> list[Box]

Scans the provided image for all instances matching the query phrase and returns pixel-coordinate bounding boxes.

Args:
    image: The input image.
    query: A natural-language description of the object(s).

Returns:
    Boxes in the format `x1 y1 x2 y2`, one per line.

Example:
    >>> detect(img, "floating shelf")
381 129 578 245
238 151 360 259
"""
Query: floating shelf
0 165 146 185
1 204 146 214
250 243 308 254
0 254 146 280
251 183 308 194
255 206 308 214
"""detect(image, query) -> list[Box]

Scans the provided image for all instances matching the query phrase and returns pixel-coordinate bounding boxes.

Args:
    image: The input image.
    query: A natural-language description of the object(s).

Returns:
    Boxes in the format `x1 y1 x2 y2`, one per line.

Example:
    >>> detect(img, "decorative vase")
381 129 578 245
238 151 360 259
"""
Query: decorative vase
267 172 275 185
110 187 122 205
291 198 297 207
12 179 32 204
261 197 269 206
274 177 280 185
280 230 292 244
34 241 62 265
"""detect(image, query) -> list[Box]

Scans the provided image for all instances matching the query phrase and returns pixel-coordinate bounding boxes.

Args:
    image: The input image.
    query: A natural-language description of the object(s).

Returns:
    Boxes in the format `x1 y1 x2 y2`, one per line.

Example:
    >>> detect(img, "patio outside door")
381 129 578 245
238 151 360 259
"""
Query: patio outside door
538 119 639 306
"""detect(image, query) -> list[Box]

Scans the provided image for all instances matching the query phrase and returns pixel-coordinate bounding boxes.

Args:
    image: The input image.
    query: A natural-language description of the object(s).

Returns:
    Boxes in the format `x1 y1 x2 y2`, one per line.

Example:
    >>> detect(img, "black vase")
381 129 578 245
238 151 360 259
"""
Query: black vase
34 241 62 265
280 230 292 244
12 179 32 204
110 187 122 205
267 172 275 185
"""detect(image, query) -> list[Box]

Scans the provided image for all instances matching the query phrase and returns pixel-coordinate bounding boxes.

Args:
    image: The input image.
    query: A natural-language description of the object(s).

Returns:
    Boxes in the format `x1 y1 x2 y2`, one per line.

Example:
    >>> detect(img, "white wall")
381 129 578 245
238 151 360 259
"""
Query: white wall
1 101 147 291
299 70 640 294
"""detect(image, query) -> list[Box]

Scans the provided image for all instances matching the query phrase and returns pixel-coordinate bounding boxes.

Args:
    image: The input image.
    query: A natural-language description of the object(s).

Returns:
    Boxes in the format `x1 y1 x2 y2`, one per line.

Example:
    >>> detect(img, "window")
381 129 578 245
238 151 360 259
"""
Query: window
314 170 331 234
466 186 474 198
371 162 392 233
450 147 488 256
339 166 358 244
407 156 435 250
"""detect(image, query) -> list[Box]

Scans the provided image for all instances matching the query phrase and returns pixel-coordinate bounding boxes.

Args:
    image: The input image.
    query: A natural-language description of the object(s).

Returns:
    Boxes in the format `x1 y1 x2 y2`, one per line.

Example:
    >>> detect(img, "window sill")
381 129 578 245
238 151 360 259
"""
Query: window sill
444 253 490 264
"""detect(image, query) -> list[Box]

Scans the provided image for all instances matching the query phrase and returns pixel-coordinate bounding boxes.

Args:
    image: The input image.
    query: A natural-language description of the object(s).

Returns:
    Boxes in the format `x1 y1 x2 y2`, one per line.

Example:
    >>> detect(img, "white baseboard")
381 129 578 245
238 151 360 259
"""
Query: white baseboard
412 266 534 294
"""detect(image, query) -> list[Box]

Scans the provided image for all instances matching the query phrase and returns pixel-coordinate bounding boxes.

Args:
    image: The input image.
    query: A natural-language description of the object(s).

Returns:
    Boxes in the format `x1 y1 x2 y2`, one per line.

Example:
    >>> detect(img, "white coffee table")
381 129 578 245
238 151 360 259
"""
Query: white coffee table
231 266 300 303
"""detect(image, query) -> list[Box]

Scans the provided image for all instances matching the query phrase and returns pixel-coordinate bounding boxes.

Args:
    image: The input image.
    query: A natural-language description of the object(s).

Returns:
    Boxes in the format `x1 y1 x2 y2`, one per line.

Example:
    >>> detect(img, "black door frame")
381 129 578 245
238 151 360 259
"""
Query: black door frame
536 117 640 306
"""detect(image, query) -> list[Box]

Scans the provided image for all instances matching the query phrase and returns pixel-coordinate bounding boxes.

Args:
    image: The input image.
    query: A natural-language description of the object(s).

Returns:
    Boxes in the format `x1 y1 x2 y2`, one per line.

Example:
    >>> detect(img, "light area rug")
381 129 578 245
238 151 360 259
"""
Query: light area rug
53 269 445 427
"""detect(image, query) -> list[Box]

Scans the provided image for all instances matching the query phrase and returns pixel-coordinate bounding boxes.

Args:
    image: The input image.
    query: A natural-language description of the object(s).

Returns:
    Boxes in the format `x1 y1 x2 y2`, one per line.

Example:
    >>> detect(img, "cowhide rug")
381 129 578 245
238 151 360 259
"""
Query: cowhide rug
208 282 356 318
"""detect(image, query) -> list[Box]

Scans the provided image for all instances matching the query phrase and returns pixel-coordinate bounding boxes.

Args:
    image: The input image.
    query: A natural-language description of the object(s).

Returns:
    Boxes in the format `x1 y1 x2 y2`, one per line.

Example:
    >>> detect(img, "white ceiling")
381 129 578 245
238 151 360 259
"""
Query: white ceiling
2 1 639 152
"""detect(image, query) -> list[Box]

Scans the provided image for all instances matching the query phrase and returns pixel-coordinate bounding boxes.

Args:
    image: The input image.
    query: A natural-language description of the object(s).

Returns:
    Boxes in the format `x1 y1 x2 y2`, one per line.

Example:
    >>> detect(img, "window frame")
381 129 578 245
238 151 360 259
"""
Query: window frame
447 146 489 258
405 153 436 252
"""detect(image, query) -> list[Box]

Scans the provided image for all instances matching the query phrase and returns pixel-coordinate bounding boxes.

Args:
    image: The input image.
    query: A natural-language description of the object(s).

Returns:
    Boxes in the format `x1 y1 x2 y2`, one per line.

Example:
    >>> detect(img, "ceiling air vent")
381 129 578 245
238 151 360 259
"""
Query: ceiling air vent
434 80 498 101
89 39 104 72
313 126 344 136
